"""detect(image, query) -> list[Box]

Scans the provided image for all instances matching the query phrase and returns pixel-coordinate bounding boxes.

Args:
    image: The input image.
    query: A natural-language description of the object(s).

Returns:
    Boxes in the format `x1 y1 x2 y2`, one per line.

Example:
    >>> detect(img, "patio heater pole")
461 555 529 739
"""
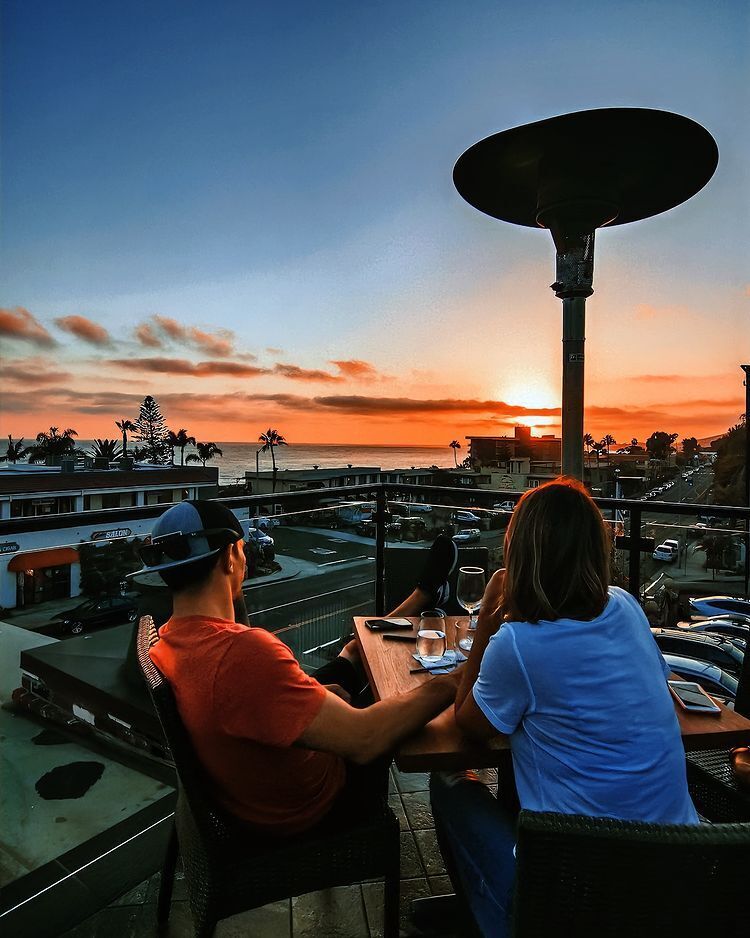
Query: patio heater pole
742 364 750 598
452 108 718 483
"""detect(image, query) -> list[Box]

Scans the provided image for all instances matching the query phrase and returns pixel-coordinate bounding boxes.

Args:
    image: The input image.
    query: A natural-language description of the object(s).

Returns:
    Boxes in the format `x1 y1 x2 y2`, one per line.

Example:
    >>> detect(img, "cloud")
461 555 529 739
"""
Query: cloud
0 306 55 347
311 395 561 417
149 314 237 357
273 363 344 383
2 357 71 385
54 314 111 346
134 323 162 348
266 346 283 355
107 357 270 378
330 359 379 381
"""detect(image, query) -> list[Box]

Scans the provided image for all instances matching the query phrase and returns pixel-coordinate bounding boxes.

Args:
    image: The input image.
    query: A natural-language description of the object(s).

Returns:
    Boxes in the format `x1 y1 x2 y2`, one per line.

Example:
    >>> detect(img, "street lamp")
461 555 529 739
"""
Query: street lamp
454 108 718 479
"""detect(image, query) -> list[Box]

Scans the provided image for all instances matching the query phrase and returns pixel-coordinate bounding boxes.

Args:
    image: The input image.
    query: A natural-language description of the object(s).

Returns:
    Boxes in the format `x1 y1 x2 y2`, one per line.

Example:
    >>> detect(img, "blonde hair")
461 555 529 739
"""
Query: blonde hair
502 477 611 623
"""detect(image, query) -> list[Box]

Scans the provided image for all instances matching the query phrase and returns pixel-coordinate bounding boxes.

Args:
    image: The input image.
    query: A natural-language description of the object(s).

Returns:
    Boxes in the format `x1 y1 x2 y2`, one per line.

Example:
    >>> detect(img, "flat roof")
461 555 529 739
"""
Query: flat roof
0 466 218 496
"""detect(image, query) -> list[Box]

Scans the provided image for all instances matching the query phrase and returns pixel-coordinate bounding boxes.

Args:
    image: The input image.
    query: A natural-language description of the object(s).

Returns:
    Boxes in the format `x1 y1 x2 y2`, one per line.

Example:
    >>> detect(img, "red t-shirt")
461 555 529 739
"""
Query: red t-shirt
150 615 346 835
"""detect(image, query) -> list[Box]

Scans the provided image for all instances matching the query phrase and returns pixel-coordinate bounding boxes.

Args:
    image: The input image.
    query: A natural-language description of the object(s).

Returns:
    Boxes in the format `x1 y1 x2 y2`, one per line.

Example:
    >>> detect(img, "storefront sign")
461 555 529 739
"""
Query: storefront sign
91 528 133 541
0 542 20 554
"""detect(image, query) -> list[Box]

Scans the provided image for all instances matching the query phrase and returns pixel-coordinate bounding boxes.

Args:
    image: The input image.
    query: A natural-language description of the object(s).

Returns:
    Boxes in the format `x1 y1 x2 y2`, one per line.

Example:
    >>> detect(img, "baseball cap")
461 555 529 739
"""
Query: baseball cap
128 500 243 581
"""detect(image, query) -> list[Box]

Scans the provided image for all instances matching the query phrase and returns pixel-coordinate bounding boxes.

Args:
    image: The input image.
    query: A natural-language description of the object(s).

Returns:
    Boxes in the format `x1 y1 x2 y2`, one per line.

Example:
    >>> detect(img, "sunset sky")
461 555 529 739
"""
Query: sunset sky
1 0 748 448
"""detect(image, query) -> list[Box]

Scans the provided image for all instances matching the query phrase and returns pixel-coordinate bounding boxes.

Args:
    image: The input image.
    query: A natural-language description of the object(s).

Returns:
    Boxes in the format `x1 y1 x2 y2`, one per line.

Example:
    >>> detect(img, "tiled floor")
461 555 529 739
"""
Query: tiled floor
61 766 496 938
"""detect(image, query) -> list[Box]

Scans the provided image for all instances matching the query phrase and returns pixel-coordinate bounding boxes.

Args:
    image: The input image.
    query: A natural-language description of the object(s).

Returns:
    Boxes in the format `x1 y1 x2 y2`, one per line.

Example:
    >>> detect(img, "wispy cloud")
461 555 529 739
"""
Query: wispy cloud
134 323 162 348
143 314 240 357
54 314 111 346
330 359 380 381
3 357 71 385
0 306 55 347
273 363 344 383
107 357 270 378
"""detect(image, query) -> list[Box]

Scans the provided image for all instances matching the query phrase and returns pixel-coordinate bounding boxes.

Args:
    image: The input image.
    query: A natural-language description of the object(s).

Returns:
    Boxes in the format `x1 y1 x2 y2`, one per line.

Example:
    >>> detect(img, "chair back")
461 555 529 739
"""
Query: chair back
385 545 489 615
513 810 750 937
136 615 238 845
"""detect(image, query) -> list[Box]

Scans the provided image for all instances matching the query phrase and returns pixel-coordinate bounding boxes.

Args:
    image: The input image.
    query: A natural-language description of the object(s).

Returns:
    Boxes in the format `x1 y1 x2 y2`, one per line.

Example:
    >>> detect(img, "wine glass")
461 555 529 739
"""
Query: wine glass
456 566 486 652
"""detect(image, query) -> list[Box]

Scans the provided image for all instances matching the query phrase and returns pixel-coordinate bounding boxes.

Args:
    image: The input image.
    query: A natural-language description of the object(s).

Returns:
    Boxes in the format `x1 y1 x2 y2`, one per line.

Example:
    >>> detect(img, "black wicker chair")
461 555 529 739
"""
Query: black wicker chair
512 810 750 937
685 646 750 823
137 615 400 937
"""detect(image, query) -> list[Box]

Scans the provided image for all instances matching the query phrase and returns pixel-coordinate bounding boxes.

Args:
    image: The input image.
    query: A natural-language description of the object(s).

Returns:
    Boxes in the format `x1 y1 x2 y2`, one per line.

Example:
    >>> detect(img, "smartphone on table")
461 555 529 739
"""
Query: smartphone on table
668 681 722 714
365 618 413 631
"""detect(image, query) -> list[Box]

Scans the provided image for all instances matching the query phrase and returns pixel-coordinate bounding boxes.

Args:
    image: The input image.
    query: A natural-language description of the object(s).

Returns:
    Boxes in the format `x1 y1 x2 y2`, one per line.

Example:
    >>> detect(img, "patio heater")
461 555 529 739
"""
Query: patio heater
453 108 718 479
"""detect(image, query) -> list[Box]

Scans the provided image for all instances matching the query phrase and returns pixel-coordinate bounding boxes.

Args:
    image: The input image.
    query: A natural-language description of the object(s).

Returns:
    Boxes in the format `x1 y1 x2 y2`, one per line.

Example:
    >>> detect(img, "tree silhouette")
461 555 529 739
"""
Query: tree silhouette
133 396 170 464
681 437 700 460
167 428 196 466
4 435 30 463
590 440 606 469
602 434 616 456
259 428 288 492
646 431 679 461
27 427 79 464
583 433 595 468
115 418 136 457
186 442 224 467
87 439 123 460
449 440 462 467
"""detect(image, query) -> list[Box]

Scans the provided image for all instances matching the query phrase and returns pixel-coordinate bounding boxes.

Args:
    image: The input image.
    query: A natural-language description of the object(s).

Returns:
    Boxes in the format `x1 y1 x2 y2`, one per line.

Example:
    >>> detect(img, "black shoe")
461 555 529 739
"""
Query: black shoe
417 533 458 608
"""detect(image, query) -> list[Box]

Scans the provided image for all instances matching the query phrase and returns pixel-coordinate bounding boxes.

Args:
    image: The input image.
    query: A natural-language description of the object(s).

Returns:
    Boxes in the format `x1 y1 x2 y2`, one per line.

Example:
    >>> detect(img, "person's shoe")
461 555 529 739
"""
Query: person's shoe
417 533 458 607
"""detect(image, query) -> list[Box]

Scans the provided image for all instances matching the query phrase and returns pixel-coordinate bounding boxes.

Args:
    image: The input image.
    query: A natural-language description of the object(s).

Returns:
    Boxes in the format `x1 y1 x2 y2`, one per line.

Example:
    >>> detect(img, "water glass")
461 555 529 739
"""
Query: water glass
416 610 447 662
416 629 447 663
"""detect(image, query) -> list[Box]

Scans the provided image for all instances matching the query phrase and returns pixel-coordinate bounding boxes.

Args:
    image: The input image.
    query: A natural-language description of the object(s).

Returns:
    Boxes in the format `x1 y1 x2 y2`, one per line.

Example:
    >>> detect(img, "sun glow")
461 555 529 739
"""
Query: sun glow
500 379 559 412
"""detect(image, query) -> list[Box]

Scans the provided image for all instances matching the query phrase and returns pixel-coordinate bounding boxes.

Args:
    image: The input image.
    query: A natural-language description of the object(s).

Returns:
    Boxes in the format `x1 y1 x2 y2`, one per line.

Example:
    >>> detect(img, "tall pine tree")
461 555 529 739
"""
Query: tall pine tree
133 396 171 464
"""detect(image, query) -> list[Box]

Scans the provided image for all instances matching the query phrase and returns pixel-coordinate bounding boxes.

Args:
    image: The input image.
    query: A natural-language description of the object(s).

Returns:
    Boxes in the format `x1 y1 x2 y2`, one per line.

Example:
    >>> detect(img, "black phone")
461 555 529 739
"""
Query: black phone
382 633 416 642
365 618 413 631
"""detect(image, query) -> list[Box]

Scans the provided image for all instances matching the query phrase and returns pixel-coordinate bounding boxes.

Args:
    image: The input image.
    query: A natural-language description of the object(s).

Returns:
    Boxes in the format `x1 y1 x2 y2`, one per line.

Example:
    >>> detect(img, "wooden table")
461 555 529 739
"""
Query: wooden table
354 616 750 773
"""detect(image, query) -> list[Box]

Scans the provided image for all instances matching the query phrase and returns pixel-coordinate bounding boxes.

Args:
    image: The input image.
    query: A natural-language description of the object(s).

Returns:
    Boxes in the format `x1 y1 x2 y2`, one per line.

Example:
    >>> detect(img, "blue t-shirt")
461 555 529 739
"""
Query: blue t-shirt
473 587 699 824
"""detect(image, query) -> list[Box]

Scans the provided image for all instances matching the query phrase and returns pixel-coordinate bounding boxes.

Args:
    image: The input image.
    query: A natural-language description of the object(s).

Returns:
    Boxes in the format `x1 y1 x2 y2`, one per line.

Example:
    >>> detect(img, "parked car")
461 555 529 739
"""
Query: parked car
453 510 481 523
651 628 744 678
661 652 738 704
246 527 275 561
689 596 750 619
50 594 139 635
653 543 678 562
452 528 480 544
249 516 278 530
492 501 516 512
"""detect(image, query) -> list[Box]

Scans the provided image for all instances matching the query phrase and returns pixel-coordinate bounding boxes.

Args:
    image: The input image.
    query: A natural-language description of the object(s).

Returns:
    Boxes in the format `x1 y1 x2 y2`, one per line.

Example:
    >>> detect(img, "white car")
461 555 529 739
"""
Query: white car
454 510 481 523
453 528 480 544
492 501 516 512
689 596 750 619
653 543 678 562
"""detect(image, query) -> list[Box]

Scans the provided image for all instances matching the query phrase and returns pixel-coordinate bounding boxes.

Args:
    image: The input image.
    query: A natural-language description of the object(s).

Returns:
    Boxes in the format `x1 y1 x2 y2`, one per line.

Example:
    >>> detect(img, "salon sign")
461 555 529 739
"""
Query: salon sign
91 528 133 541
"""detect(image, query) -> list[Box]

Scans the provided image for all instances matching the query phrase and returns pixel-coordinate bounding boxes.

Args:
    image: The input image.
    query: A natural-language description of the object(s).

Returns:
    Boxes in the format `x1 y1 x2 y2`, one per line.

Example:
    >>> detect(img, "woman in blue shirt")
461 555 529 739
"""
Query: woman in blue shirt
430 477 698 938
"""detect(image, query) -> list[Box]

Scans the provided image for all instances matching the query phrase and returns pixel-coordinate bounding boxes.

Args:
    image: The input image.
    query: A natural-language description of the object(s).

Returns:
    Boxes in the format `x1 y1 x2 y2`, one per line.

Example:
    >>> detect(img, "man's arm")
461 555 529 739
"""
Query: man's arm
296 672 459 765
455 568 506 709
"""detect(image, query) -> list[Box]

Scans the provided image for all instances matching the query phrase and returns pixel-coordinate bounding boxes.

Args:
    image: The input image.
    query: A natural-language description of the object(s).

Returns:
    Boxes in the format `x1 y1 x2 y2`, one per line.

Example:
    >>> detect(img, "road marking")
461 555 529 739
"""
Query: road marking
247 579 376 617
319 555 373 566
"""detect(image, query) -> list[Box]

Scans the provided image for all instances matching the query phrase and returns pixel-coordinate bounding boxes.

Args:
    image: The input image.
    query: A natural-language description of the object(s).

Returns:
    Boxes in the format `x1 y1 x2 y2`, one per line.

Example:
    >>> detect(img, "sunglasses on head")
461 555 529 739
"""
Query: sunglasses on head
138 527 241 567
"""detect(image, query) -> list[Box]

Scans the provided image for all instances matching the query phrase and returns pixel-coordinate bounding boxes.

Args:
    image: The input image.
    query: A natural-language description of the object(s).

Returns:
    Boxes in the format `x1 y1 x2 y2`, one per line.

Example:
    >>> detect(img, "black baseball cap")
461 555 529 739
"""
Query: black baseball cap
128 500 243 581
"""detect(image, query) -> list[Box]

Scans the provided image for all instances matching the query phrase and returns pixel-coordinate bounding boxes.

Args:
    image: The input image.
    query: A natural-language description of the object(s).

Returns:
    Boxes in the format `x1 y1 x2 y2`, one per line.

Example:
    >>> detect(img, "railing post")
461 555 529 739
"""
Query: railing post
375 486 387 616
628 506 642 600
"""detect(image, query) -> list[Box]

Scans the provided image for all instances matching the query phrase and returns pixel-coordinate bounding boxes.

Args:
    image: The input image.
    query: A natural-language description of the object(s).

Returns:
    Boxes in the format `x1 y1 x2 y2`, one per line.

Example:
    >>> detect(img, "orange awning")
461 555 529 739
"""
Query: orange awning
8 547 79 572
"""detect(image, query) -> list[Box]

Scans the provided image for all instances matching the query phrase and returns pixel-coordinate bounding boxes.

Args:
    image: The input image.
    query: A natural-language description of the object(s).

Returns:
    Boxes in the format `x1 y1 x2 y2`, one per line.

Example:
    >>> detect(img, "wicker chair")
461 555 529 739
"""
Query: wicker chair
512 810 750 937
685 647 750 823
137 615 401 938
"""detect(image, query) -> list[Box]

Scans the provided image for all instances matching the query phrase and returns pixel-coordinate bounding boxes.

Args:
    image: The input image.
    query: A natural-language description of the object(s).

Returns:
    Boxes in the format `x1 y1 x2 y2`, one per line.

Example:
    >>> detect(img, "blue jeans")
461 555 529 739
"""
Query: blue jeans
430 771 517 938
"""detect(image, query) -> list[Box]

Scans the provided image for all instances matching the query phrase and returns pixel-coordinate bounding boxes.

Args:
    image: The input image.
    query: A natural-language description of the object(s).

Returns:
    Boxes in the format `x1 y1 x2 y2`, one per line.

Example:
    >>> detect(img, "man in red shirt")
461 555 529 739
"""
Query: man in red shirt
132 499 459 835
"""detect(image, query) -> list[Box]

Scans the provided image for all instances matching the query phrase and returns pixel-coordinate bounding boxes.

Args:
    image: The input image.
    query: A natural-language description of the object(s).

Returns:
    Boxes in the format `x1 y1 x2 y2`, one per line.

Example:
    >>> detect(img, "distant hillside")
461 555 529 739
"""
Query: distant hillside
697 432 727 448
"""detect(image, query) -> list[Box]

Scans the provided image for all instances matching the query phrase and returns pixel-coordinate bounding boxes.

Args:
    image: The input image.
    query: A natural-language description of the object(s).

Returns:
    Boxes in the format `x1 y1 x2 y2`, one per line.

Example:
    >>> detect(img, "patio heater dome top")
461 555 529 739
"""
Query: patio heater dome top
453 108 718 238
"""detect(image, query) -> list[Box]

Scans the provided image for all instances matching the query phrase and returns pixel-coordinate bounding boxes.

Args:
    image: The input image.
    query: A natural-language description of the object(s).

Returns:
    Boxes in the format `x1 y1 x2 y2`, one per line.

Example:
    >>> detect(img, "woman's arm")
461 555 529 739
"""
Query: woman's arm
455 568 506 710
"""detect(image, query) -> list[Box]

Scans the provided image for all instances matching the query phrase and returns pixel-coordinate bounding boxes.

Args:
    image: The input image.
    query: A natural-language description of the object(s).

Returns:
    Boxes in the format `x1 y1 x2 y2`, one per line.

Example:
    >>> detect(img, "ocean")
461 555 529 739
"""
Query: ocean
76 441 458 483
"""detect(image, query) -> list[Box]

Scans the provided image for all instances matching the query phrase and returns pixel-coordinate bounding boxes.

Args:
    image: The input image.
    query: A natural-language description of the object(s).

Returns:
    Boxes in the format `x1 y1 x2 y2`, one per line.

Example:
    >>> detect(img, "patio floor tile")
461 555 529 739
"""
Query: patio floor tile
401 790 434 829
291 885 367 937
414 829 446 877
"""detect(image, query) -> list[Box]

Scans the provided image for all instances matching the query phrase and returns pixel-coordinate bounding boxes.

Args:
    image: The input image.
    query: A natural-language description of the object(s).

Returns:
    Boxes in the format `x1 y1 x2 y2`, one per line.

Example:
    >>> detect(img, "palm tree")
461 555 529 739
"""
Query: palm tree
583 433 595 468
4 435 30 463
258 428 288 492
27 427 79 464
449 440 462 467
167 428 196 466
590 440 606 469
602 434 616 457
87 439 123 460
115 418 136 457
186 442 224 467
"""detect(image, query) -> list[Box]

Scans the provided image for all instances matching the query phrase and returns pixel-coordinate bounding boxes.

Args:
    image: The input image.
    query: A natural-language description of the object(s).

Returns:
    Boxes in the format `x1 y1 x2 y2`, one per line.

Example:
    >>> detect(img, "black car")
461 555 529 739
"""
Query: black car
661 653 738 704
652 628 744 678
51 595 139 635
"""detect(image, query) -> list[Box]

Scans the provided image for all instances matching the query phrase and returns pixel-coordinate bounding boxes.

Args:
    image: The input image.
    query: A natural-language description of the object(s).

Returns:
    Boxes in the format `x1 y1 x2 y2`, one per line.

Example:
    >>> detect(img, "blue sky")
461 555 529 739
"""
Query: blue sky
1 0 748 443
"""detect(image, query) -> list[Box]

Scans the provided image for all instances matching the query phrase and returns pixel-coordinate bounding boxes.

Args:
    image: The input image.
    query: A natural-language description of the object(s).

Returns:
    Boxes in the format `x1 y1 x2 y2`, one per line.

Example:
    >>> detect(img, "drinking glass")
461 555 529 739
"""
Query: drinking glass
416 610 447 662
456 566 486 652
